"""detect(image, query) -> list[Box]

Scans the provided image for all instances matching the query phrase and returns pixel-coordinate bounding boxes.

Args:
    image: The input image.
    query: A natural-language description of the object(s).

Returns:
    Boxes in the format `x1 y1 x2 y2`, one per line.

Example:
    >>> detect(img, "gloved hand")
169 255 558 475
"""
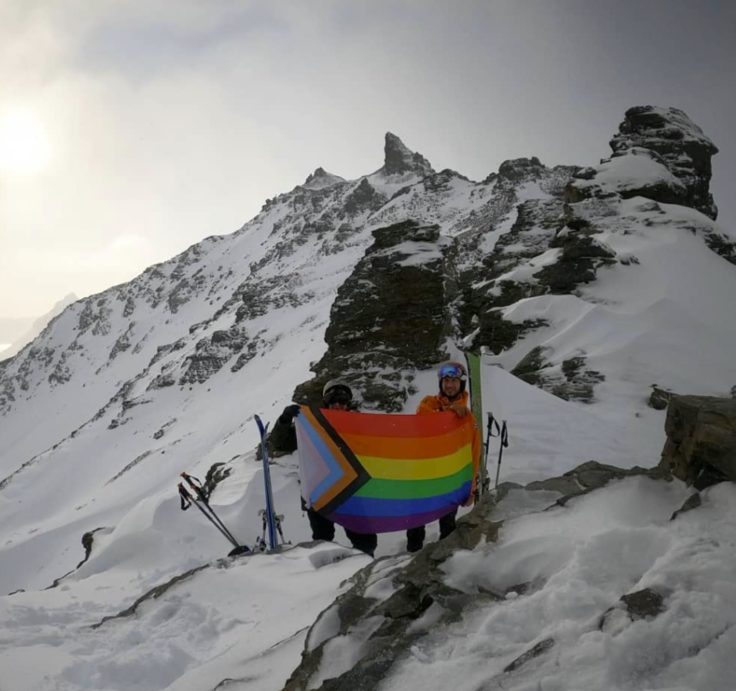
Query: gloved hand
279 404 301 424
448 402 469 418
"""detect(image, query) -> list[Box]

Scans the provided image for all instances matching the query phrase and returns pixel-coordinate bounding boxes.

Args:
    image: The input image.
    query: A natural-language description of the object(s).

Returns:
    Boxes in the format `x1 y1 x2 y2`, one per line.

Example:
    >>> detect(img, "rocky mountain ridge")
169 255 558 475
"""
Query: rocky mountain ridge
0 105 734 593
1 105 735 691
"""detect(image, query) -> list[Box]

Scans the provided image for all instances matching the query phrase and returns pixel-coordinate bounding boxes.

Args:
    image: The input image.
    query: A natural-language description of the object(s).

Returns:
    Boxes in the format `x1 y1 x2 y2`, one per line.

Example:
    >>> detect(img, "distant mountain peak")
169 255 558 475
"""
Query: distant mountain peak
497 156 546 181
382 132 435 177
302 167 346 190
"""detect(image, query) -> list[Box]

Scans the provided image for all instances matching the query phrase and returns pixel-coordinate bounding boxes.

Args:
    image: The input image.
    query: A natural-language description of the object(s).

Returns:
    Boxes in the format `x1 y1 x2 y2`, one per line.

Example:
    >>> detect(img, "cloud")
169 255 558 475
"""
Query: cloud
0 232 167 316
0 0 734 320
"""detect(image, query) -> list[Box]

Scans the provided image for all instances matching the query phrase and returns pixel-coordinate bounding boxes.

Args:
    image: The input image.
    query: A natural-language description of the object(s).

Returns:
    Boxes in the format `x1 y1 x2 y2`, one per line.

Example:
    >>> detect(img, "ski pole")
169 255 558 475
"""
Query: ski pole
179 477 250 556
180 472 242 548
178 483 240 550
494 420 509 489
481 412 501 496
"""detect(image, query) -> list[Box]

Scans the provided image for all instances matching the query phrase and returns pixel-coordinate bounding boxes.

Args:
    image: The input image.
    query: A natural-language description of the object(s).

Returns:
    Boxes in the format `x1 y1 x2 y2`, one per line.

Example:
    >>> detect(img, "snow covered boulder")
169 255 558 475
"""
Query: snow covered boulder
567 147 688 207
567 106 719 219
660 394 736 489
611 106 719 219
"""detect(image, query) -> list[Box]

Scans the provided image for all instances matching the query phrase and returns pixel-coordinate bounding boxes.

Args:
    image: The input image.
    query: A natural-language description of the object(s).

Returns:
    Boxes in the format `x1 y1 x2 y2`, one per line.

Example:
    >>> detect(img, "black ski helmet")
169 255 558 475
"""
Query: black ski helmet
322 379 353 406
437 361 467 393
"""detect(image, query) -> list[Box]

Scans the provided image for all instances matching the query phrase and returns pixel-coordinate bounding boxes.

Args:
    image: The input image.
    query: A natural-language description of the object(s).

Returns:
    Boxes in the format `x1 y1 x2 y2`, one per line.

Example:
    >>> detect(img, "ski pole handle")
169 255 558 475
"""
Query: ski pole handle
181 472 209 503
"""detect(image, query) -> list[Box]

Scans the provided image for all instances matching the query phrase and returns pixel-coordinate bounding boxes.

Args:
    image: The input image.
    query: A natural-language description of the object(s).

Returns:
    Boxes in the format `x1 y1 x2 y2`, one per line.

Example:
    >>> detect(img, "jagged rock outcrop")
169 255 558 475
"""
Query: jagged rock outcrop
512 346 605 404
451 164 582 354
659 394 736 489
382 132 435 177
294 220 448 411
497 156 546 182
283 462 669 691
302 167 346 190
568 106 719 219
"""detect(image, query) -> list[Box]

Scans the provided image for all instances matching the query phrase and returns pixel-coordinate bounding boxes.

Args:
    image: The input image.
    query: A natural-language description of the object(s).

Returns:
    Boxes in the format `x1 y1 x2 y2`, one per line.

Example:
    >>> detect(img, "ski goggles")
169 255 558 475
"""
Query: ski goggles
438 364 466 380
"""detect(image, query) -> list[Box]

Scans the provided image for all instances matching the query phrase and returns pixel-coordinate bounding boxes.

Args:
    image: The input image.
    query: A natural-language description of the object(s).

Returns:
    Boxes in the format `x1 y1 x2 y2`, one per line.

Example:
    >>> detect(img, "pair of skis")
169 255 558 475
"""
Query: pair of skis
178 414 285 555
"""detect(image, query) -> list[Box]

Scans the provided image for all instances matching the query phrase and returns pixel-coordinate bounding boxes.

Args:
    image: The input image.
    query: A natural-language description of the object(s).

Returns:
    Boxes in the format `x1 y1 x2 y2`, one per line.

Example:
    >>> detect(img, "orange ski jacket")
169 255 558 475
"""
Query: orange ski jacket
416 390 481 502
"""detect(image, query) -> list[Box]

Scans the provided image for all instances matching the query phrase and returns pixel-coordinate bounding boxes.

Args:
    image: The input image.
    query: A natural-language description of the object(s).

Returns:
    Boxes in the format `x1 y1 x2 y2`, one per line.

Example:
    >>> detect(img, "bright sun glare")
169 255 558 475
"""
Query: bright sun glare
0 108 51 176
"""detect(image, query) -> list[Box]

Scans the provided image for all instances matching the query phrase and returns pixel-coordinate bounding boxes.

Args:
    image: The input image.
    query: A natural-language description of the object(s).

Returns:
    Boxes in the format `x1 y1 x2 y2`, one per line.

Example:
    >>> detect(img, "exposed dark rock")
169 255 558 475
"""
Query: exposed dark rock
569 106 718 218
527 461 668 502
107 450 154 483
203 462 233 497
671 492 702 520
659 394 736 489
555 355 605 403
611 106 718 219
91 565 210 629
453 196 570 354
76 299 114 336
536 232 617 293
294 221 449 411
498 156 545 182
302 167 345 189
109 324 134 360
123 296 136 318
600 588 667 631
704 231 736 266
45 527 111 589
382 132 435 177
285 461 667 689
148 372 176 389
343 179 387 216
512 346 551 388
620 588 666 619
48 355 73 386
179 327 249 384
513 349 605 404
648 385 674 411
503 637 555 673
283 502 502 691
230 339 261 373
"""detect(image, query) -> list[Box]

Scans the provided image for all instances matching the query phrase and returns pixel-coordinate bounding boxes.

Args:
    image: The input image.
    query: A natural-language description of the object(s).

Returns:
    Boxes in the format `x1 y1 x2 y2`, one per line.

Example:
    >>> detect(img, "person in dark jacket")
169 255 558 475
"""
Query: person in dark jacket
269 380 378 557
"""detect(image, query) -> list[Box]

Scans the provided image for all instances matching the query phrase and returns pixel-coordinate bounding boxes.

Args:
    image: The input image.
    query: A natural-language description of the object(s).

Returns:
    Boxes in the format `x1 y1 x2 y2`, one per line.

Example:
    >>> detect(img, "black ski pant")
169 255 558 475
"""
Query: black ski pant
307 508 377 556
406 509 457 553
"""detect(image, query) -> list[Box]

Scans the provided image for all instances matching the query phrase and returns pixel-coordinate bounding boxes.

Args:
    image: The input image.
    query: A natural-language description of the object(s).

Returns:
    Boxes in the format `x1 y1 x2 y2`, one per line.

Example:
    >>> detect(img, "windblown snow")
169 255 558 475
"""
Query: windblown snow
1 127 735 691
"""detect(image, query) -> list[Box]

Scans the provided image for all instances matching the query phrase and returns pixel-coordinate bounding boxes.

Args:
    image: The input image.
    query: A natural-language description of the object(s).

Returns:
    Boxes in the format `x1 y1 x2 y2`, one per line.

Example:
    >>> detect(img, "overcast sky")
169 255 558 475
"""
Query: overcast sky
1 0 734 319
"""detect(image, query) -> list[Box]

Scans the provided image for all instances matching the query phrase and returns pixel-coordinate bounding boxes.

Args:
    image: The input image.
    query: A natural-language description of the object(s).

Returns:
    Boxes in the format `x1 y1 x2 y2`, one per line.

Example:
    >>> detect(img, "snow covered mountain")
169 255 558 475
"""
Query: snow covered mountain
0 293 77 361
1 106 735 690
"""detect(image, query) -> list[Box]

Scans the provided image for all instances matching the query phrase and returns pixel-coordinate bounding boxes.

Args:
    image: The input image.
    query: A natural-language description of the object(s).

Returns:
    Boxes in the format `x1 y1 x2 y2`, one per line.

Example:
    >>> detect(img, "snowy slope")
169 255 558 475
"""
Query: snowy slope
1 112 735 690
2 361 734 691
0 135 518 594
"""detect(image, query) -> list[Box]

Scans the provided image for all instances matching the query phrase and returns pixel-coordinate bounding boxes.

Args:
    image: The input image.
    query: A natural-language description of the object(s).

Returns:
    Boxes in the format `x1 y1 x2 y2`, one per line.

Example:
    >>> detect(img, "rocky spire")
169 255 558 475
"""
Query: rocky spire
609 106 719 219
302 167 346 190
382 132 435 177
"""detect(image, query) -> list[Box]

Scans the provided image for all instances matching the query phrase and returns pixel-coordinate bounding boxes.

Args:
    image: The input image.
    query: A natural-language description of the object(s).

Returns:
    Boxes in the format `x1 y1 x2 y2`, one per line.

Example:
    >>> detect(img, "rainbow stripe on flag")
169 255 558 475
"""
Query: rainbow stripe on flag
295 407 480 533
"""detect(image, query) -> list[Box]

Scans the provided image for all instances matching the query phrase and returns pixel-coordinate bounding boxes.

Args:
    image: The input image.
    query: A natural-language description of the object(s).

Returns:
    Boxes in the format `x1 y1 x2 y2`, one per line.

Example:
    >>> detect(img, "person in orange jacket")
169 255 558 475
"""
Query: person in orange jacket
407 360 480 552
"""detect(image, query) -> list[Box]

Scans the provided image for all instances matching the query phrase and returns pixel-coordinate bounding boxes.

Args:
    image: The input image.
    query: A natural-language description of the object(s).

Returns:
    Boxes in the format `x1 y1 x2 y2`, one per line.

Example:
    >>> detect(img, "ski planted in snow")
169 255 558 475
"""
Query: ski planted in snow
254 414 283 551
